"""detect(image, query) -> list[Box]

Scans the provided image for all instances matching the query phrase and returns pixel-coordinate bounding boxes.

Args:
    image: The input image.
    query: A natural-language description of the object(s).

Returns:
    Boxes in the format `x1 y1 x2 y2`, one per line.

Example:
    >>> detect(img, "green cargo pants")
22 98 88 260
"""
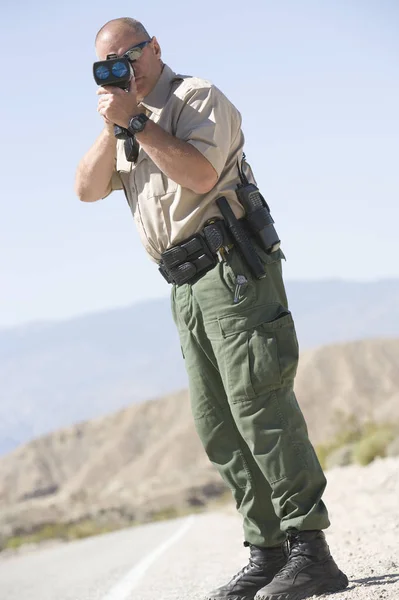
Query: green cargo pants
171 243 330 547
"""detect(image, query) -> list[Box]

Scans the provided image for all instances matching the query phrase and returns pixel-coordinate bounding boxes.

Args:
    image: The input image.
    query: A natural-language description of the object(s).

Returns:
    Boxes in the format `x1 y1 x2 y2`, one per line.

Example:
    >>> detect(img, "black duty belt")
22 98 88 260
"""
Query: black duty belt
159 219 232 285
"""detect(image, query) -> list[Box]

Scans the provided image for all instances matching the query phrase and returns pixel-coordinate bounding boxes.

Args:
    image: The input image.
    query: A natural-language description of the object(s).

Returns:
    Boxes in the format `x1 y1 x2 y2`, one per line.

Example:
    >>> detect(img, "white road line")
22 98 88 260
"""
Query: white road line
101 516 195 600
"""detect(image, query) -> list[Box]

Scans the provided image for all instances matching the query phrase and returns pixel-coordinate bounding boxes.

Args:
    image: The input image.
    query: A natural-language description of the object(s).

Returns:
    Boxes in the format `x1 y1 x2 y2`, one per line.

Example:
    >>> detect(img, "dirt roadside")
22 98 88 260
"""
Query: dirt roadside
311 456 399 599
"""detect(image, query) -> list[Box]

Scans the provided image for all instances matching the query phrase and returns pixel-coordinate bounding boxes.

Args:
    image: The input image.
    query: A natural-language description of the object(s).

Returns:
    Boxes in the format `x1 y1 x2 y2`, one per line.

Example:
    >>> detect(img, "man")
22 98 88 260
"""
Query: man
75 17 348 600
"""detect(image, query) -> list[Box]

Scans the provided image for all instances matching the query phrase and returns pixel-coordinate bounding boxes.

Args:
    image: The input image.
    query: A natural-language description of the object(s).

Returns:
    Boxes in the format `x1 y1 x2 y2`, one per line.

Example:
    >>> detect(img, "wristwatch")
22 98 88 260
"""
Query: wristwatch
127 113 149 136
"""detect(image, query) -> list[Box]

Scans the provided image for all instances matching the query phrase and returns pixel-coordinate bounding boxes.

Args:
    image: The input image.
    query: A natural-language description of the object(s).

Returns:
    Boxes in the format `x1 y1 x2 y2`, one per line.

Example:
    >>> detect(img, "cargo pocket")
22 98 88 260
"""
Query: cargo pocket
217 305 299 402
249 311 299 396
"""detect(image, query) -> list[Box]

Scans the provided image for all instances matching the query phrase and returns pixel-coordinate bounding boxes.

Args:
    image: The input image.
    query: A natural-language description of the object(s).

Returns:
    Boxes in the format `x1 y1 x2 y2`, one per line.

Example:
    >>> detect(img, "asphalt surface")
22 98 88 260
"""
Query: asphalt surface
0 512 246 600
0 458 398 600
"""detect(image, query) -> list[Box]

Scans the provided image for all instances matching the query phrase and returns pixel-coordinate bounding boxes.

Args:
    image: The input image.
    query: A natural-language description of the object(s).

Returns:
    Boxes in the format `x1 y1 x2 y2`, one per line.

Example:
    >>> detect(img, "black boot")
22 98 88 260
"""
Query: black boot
255 530 348 600
205 542 287 600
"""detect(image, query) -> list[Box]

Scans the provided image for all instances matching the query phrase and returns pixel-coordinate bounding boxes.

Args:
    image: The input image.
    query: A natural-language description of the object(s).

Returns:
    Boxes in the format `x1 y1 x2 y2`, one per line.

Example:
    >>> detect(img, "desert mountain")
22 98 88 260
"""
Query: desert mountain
1 279 399 455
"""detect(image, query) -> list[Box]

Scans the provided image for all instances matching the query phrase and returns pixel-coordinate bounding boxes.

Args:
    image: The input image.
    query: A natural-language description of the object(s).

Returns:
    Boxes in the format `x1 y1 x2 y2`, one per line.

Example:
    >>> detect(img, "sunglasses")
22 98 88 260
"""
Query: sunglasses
122 39 152 62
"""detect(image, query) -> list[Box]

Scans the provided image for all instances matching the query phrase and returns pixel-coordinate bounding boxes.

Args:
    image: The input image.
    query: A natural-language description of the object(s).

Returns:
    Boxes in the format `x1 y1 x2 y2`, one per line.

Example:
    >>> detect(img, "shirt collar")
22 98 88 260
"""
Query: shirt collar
140 64 182 116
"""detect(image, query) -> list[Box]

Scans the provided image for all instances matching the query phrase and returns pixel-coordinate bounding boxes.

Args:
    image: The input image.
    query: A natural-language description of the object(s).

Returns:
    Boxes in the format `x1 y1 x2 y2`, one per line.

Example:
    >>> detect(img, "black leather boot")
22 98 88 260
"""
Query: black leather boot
255 530 348 600
205 542 287 600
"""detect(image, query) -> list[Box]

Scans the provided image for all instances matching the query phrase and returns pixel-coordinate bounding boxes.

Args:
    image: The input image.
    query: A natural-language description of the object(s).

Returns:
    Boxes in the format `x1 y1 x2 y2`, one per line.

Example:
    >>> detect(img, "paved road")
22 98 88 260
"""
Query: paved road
0 458 398 600
0 512 247 600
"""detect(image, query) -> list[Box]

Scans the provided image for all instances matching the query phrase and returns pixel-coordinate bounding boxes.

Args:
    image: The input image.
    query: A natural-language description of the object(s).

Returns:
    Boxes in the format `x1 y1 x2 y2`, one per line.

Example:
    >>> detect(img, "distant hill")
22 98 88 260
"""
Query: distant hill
1 279 399 455
0 337 398 542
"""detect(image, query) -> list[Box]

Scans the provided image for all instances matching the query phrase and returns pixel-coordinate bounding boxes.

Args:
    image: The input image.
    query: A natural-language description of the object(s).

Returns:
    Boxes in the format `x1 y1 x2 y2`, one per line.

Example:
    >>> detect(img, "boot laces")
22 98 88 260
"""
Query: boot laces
230 543 270 583
230 558 257 582
274 537 310 579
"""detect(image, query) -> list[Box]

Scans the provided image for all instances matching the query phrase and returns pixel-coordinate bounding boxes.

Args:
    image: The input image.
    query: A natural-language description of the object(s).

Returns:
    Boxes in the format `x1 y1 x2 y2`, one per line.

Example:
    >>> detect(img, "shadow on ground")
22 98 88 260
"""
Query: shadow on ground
350 573 399 587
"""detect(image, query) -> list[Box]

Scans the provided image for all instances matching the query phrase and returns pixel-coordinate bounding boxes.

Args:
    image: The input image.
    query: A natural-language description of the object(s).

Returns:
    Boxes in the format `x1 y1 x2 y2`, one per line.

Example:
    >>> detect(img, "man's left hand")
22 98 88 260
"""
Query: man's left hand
97 80 139 128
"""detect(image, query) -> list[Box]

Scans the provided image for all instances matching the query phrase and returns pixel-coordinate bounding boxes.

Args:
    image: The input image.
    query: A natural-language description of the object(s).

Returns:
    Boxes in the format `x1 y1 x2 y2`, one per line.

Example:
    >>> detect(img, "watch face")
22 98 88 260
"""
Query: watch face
131 118 143 131
129 114 147 132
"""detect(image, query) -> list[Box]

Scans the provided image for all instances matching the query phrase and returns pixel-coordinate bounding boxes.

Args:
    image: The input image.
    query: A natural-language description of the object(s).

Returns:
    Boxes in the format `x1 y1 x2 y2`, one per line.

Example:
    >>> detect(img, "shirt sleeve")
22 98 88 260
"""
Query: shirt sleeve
103 170 123 198
175 85 239 178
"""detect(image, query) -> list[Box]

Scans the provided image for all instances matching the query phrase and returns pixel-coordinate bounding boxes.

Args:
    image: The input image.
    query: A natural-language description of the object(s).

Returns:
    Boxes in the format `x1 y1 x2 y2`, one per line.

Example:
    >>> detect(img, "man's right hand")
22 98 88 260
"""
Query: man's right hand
97 82 139 130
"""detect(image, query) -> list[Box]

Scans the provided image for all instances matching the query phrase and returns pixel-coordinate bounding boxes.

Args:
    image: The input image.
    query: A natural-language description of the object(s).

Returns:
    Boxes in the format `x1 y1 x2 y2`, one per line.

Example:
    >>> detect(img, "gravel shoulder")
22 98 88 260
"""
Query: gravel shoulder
312 456 399 599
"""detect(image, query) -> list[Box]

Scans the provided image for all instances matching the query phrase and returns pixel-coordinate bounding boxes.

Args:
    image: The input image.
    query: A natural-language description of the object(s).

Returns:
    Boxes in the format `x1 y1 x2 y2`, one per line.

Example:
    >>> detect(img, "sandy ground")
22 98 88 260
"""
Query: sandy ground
308 456 399 599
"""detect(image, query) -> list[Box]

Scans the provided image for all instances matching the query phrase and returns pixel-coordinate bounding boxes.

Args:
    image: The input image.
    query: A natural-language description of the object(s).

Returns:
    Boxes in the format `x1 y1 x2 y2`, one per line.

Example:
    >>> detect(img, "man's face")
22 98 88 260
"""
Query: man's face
96 28 162 101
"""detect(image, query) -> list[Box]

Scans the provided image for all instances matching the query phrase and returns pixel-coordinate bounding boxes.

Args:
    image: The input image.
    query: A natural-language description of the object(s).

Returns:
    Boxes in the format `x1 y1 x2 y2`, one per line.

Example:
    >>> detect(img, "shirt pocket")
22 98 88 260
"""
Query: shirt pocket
134 149 178 199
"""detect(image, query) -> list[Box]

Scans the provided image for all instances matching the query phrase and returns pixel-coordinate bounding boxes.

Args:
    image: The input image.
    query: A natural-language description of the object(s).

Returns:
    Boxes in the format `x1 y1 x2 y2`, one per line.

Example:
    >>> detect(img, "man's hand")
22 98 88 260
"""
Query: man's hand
97 80 139 129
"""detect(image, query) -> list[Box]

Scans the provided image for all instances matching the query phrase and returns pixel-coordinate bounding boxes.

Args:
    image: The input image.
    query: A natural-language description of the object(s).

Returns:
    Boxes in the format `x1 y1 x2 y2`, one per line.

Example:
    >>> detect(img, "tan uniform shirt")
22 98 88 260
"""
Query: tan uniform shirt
105 64 253 263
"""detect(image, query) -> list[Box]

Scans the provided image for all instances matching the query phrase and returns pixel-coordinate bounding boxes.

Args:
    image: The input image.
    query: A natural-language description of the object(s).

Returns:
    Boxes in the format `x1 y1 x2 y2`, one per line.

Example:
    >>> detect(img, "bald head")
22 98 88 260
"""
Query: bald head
95 17 163 102
95 18 150 46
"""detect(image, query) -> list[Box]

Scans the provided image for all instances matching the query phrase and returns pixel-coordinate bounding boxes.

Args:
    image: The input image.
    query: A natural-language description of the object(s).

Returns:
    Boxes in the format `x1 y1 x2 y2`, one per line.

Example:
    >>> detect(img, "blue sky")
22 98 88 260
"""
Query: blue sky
1 0 398 327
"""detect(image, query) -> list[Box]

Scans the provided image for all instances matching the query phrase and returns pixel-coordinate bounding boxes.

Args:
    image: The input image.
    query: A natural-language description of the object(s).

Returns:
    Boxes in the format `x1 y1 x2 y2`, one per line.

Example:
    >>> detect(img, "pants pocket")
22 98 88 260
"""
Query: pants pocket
250 311 299 394
216 305 299 401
